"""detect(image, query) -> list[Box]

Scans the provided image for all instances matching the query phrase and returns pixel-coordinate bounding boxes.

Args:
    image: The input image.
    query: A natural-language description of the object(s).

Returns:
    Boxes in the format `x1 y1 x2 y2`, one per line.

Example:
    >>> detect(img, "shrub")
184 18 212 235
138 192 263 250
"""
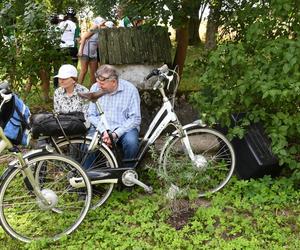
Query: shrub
191 1 300 169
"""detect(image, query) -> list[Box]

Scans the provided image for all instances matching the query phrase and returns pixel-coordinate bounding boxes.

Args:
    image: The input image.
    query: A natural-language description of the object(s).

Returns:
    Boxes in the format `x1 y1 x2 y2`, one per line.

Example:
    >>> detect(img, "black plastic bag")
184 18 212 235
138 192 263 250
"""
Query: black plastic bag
31 112 88 139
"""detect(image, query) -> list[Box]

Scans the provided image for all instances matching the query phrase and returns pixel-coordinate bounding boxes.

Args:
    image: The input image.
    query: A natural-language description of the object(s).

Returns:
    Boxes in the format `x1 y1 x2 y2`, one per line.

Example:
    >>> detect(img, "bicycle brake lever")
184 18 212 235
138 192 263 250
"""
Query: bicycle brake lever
166 75 174 91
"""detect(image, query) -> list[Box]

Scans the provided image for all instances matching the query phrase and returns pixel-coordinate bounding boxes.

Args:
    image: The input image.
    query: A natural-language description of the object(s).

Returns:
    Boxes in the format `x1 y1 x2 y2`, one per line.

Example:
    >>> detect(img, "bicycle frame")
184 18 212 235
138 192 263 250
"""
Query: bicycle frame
0 127 52 205
135 89 189 164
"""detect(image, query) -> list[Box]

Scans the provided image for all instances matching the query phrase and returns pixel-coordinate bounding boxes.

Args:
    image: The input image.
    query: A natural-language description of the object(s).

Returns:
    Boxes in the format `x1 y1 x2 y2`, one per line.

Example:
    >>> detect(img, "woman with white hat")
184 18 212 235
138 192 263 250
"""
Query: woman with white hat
53 64 89 113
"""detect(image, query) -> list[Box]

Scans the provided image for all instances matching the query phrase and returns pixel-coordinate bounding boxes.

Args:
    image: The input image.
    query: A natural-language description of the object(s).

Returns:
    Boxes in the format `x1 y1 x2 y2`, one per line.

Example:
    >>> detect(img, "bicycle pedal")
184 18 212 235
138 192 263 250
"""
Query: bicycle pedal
122 170 153 193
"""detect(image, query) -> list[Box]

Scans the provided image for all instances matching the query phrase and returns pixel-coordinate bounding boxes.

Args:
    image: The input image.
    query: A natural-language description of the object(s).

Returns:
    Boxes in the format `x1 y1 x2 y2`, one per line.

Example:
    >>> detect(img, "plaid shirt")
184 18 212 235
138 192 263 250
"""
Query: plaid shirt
87 79 141 137
53 84 89 113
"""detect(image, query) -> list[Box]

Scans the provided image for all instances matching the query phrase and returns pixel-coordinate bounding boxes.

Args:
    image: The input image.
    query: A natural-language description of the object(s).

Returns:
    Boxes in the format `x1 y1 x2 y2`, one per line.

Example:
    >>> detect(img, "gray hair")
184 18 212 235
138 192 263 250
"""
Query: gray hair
95 64 119 80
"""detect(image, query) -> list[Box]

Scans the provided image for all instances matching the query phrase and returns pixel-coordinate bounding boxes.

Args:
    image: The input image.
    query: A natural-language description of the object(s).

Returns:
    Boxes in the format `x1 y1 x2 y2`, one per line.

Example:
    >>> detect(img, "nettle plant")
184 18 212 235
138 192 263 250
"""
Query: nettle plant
192 1 300 170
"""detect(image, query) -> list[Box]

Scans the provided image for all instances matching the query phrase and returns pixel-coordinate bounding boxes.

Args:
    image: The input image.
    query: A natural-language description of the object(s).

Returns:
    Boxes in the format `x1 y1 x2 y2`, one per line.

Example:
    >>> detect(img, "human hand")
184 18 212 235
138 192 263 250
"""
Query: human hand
102 131 112 146
102 131 117 147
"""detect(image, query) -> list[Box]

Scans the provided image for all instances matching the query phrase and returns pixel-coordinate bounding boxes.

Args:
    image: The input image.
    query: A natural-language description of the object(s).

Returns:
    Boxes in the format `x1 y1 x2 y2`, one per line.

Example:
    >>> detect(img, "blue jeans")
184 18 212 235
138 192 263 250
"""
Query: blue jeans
85 127 139 168
117 128 139 167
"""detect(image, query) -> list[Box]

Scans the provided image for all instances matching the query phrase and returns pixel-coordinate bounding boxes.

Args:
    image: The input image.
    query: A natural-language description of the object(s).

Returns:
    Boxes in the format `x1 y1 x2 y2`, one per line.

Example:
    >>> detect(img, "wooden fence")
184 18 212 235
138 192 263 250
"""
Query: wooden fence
97 26 172 65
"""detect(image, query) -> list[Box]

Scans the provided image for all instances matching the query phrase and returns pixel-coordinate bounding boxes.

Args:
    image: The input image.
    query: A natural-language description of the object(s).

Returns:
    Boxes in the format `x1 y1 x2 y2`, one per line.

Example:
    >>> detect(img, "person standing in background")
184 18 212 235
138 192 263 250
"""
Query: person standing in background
53 7 80 88
77 17 106 86
58 7 80 66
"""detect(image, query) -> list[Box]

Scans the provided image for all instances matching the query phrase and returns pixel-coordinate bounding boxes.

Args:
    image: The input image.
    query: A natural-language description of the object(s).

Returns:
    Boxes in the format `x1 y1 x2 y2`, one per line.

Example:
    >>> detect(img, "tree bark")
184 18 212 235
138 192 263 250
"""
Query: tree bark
188 17 201 45
39 68 50 102
188 0 207 45
205 0 222 50
173 24 189 78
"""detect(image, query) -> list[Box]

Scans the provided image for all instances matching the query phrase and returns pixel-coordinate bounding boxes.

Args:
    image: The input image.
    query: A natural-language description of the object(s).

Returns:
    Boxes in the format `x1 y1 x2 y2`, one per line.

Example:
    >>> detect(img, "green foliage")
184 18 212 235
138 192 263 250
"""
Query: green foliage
91 0 201 28
191 0 300 169
0 0 64 93
49 0 86 14
0 0 89 96
17 2 62 78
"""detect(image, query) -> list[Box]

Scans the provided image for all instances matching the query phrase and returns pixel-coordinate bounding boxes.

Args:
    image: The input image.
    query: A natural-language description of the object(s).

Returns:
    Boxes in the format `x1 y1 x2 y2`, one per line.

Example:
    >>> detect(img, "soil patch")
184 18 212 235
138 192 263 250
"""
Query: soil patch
167 198 211 230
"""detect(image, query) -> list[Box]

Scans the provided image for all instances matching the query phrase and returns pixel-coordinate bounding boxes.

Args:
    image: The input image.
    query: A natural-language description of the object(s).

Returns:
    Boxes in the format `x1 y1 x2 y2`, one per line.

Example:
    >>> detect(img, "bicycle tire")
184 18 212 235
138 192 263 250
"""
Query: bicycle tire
160 127 235 197
54 138 118 209
0 153 92 243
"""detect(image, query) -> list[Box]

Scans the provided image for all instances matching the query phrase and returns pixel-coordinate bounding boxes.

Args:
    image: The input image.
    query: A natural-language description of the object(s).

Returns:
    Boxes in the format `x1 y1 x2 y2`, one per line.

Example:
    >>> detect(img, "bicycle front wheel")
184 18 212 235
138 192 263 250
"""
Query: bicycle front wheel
55 138 118 209
0 153 92 243
160 127 235 197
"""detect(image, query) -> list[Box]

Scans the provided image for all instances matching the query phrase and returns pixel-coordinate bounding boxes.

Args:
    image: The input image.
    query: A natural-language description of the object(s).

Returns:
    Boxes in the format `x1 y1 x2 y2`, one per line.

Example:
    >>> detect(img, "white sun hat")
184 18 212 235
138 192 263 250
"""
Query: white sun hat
93 16 106 26
105 21 114 28
54 64 78 79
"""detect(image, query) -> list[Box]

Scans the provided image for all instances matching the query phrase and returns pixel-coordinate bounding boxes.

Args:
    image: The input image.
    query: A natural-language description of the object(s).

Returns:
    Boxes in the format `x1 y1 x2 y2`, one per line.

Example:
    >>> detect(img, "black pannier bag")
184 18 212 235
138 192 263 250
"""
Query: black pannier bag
215 113 280 180
30 112 88 139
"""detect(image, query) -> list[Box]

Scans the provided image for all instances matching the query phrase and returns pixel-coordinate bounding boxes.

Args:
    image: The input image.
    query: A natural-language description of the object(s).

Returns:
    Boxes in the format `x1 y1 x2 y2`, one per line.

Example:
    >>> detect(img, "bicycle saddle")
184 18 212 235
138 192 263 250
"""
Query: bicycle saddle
78 90 107 102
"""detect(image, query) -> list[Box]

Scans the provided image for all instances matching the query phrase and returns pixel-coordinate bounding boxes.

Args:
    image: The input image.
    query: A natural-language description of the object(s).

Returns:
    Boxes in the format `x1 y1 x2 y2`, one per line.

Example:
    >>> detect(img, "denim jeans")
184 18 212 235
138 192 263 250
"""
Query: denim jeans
85 127 139 168
117 128 139 167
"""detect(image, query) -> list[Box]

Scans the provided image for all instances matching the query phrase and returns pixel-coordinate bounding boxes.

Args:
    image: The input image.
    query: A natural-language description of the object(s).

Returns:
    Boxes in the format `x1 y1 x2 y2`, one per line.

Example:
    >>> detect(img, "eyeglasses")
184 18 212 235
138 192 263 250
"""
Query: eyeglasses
96 75 112 82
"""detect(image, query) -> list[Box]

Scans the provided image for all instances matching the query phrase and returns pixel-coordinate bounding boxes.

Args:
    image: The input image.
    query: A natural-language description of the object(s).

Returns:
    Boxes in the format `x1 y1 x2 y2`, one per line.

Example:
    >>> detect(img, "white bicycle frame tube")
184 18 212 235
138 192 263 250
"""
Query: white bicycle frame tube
87 101 110 151
141 89 196 162
143 100 177 145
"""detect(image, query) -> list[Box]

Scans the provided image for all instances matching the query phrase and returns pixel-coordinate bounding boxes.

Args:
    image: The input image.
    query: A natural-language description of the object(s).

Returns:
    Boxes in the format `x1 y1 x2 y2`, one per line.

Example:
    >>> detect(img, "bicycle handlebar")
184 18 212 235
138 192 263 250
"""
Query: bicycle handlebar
145 64 169 80
145 69 159 80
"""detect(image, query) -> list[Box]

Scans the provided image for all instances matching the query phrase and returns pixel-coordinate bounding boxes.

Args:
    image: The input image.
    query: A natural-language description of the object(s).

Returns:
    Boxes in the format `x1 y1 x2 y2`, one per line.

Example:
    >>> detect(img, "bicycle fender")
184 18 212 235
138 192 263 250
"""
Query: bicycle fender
0 166 15 184
54 136 119 168
8 148 44 167
171 120 206 136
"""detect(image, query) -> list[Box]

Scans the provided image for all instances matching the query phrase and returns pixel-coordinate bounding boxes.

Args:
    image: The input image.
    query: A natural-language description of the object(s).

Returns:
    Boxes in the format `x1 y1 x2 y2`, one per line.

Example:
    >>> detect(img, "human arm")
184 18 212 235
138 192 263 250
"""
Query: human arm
87 84 105 131
78 86 89 114
53 89 60 113
77 23 98 56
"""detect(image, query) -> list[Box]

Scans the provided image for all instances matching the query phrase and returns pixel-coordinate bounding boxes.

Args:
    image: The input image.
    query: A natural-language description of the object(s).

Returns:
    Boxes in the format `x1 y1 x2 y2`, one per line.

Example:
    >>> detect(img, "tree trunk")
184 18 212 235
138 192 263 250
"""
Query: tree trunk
173 25 189 78
205 0 222 50
39 68 50 102
188 17 201 45
188 0 206 45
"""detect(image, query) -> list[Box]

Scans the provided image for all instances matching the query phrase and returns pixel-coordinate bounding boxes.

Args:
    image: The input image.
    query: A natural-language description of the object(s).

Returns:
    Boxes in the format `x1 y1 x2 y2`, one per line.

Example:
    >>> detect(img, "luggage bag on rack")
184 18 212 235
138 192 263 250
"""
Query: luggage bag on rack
31 112 88 139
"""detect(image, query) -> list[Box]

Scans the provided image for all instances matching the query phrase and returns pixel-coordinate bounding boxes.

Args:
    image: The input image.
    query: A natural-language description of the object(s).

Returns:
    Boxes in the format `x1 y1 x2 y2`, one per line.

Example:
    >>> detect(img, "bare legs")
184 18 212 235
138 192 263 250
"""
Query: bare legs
78 58 98 88
89 60 98 86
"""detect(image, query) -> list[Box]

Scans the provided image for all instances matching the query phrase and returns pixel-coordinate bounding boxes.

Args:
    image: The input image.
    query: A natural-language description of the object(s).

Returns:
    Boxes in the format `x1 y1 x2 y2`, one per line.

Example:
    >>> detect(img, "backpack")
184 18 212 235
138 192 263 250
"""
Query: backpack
2 94 31 146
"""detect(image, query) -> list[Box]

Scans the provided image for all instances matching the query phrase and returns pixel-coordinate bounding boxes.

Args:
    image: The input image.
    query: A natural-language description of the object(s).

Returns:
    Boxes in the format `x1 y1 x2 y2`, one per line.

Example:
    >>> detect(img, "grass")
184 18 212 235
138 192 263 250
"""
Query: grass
0 164 299 249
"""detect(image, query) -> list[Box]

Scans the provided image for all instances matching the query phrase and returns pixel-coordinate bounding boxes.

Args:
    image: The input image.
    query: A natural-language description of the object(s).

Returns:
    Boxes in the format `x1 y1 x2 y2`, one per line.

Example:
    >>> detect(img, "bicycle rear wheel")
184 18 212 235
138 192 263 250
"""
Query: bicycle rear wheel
55 138 118 209
0 153 92 243
160 127 235 197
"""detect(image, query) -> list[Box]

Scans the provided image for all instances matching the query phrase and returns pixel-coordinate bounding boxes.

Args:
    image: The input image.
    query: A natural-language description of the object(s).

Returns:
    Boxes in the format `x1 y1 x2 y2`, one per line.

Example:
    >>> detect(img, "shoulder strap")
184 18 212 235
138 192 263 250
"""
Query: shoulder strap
14 103 30 130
